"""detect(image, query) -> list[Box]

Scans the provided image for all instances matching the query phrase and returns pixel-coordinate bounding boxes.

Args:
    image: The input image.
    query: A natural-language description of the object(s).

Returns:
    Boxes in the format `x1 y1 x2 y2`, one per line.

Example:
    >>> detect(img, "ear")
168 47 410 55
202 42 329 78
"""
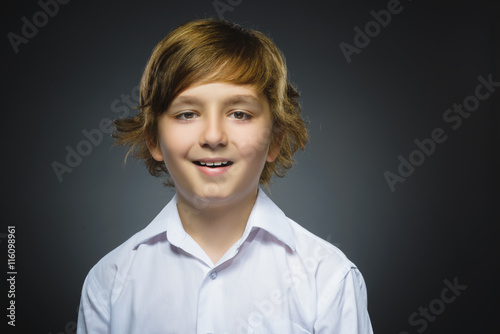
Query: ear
146 134 164 162
266 131 284 162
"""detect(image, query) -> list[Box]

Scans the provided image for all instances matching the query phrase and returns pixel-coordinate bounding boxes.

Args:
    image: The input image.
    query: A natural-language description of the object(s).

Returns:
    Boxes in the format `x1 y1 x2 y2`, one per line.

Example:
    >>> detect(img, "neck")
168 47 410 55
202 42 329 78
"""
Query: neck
176 188 258 264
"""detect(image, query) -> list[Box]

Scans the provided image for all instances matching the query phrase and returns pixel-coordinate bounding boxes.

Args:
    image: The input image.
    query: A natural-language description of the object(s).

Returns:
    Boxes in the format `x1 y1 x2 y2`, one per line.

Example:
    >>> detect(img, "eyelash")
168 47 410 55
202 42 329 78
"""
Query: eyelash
174 110 252 121
174 111 198 120
229 111 252 120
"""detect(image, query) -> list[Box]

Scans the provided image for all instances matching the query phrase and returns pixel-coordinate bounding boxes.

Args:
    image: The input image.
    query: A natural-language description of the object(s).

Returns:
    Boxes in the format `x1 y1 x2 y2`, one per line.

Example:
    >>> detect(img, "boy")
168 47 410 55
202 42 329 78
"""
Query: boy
77 18 373 333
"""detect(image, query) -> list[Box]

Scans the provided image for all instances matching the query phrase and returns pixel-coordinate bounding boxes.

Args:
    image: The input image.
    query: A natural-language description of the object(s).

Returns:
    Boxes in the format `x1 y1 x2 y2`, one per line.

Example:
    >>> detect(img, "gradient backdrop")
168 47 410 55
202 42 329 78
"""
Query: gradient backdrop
1 0 498 333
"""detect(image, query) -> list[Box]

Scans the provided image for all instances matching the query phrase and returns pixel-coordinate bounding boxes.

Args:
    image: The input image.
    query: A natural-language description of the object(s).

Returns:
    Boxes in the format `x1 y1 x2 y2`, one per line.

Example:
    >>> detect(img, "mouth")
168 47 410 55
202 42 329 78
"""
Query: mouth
192 161 234 168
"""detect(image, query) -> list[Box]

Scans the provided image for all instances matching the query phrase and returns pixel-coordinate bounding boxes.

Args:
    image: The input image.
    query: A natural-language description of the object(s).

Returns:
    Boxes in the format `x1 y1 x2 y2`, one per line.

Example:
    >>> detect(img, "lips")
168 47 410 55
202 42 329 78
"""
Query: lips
193 160 234 168
192 159 233 176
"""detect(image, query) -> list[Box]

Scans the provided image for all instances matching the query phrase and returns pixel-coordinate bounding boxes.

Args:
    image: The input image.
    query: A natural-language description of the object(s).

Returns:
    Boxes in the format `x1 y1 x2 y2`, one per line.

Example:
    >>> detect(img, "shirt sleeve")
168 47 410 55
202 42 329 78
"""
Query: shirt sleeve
313 266 373 334
77 270 111 334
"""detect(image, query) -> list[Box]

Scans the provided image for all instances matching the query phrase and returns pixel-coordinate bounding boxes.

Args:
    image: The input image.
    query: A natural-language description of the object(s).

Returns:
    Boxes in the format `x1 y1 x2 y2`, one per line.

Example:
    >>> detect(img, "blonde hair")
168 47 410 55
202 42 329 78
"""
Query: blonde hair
113 18 308 185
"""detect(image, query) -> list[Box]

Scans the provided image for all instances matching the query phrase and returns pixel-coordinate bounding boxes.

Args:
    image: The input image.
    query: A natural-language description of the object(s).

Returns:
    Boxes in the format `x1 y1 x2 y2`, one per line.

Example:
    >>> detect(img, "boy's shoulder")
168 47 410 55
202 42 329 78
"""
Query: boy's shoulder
288 216 353 262
83 199 175 293
253 190 358 284
286 214 357 278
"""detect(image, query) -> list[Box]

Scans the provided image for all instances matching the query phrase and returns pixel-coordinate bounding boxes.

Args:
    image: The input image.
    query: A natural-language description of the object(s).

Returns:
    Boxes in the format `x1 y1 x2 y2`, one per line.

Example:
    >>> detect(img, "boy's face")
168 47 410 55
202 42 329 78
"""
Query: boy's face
148 82 279 208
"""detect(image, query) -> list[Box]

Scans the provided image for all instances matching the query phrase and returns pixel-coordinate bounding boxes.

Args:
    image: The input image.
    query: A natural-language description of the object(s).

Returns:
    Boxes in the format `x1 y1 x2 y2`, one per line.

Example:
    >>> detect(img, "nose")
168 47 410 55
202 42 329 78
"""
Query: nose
199 113 227 149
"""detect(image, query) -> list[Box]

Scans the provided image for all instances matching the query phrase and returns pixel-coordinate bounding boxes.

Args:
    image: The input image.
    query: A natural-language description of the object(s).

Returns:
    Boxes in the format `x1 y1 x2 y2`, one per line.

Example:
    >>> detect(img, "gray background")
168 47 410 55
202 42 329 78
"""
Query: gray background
1 0 498 333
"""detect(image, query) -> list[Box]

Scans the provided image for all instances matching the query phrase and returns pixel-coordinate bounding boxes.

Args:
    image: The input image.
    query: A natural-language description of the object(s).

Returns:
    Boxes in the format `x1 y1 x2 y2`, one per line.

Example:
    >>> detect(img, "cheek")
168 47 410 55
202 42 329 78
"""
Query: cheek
160 125 193 161
235 126 273 161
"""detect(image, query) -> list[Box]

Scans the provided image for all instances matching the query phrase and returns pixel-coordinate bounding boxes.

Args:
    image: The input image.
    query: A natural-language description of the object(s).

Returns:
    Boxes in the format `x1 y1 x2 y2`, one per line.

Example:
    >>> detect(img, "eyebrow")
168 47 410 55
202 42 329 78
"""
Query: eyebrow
225 94 261 105
171 94 261 108
170 96 203 107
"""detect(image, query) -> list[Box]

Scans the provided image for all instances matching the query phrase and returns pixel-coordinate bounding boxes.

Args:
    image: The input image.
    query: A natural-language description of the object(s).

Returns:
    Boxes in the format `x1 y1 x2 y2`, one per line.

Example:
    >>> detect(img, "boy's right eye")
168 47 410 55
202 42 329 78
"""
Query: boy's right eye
175 111 198 120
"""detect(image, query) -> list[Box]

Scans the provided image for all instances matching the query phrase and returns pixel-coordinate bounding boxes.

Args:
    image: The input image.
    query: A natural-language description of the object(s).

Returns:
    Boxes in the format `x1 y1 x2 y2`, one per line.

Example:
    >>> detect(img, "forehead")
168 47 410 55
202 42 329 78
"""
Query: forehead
170 82 269 109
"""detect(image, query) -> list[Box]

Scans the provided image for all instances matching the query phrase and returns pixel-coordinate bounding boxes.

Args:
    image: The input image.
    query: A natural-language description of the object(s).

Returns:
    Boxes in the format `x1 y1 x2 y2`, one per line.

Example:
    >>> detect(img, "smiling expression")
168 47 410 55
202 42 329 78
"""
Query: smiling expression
148 82 280 209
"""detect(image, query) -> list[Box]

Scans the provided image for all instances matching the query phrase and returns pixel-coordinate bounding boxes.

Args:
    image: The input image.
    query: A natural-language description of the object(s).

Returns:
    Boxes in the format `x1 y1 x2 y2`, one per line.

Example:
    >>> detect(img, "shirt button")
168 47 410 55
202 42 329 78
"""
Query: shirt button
209 271 217 280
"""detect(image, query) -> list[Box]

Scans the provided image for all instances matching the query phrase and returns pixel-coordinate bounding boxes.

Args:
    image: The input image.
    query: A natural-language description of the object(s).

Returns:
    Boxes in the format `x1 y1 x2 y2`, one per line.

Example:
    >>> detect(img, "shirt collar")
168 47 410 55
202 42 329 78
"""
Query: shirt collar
132 188 296 252
245 188 296 251
131 197 178 250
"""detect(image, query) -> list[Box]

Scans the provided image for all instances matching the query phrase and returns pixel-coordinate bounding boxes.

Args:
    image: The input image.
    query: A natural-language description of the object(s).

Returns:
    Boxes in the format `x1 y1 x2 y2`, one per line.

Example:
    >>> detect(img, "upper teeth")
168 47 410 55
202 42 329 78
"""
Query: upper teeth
199 161 228 166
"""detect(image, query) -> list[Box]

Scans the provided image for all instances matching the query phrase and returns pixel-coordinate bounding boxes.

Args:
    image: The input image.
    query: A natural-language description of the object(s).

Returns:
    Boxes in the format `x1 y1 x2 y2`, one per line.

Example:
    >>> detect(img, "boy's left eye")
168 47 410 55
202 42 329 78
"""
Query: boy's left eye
175 111 198 120
229 111 251 120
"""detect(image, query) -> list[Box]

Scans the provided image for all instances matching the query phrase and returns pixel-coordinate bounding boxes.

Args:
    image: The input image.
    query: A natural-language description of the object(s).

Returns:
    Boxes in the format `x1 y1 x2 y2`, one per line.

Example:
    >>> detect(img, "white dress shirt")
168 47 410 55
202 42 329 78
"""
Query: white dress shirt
77 189 373 334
